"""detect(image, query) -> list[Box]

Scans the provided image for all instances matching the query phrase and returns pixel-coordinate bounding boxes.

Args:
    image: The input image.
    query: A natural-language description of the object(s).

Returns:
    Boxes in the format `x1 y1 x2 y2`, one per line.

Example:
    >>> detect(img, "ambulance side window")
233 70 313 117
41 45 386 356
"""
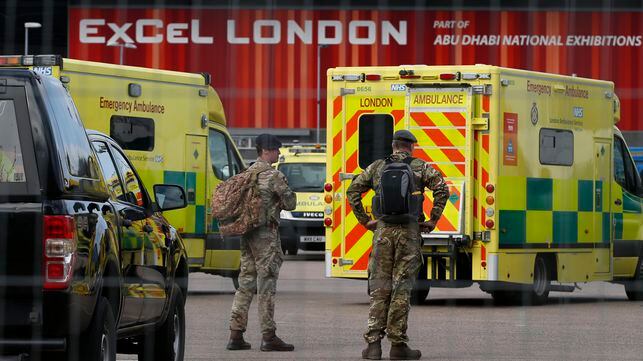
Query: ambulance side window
110 116 155 151
209 129 242 180
539 128 573 166
614 137 642 195
358 114 393 169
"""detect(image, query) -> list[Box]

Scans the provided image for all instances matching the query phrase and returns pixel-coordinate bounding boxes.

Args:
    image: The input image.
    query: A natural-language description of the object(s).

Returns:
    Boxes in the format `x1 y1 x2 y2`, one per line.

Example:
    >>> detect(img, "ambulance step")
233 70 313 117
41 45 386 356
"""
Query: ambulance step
549 284 575 292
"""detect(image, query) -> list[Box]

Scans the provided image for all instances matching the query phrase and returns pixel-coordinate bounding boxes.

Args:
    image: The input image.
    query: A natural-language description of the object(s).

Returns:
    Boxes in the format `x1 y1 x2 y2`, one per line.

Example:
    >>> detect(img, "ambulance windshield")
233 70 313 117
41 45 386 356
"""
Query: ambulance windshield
278 162 325 192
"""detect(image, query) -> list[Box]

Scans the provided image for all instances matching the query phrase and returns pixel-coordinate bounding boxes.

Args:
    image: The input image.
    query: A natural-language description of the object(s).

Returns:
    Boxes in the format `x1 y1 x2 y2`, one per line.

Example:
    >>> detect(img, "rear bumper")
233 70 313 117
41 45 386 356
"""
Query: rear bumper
0 339 66 353
0 290 95 354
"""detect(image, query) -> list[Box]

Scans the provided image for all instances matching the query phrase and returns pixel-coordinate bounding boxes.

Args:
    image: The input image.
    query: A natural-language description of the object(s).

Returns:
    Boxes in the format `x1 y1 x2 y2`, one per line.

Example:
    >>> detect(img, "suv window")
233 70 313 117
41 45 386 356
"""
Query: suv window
110 115 155 151
110 146 146 207
209 129 243 180
0 100 25 183
92 141 125 200
42 77 99 179
358 114 393 169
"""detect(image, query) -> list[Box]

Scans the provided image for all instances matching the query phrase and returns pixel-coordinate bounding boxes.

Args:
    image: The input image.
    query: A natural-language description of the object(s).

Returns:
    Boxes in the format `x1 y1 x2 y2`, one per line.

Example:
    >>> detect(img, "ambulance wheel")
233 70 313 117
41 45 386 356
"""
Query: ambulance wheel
529 256 550 305
288 244 299 255
410 259 430 305
410 288 430 305
625 257 643 301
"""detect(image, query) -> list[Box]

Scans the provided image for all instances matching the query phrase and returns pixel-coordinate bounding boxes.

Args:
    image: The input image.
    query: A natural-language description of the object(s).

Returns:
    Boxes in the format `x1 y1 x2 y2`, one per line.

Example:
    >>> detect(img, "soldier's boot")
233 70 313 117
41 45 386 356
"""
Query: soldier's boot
226 330 251 350
361 340 382 360
390 343 422 360
260 331 294 351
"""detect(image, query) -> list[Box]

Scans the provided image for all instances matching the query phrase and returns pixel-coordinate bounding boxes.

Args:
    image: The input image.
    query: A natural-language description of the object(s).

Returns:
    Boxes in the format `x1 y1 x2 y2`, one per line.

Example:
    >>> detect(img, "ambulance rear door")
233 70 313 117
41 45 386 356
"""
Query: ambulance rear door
330 84 407 278
406 84 474 241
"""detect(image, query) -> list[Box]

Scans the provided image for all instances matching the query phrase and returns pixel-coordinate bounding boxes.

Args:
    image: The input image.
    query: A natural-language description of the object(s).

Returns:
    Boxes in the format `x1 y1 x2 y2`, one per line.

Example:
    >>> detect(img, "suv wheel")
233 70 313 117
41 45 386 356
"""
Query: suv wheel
84 297 117 361
138 284 186 361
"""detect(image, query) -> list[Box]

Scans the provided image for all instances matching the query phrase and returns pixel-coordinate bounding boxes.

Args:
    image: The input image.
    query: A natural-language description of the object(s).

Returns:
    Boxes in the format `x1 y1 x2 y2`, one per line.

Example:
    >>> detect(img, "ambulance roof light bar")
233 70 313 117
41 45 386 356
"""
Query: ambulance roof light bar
0 55 61 67
399 69 420 79
440 72 461 81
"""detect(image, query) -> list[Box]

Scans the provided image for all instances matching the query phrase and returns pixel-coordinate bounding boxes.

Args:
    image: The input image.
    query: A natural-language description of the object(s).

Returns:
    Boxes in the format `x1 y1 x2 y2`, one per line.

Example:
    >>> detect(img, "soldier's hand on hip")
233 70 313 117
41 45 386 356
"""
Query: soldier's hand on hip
364 220 378 231
420 220 437 233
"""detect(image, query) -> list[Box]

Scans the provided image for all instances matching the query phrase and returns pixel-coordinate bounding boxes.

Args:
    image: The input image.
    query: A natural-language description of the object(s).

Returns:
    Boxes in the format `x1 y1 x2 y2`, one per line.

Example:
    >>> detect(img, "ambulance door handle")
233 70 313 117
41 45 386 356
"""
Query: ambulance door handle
614 199 622 206
339 173 355 181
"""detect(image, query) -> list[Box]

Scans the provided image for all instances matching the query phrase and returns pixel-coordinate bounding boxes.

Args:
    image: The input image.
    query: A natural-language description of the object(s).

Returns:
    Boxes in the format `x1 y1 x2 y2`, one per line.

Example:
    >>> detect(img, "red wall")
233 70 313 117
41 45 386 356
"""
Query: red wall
69 7 642 131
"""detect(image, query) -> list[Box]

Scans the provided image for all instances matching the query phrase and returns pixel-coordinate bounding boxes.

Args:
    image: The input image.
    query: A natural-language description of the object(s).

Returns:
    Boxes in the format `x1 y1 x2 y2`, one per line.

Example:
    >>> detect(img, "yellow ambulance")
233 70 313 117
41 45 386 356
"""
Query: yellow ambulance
276 145 326 255
324 65 643 304
15 55 245 286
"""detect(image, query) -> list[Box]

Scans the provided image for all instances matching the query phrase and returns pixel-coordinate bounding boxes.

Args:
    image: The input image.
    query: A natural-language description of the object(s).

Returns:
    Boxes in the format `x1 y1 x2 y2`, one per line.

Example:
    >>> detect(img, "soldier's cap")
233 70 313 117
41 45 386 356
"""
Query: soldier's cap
255 133 282 150
392 130 417 143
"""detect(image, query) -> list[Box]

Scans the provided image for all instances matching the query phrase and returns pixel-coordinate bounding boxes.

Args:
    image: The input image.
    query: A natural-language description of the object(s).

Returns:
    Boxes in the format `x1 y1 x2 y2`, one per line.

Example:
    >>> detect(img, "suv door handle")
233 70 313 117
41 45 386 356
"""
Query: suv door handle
143 224 154 233
615 199 622 206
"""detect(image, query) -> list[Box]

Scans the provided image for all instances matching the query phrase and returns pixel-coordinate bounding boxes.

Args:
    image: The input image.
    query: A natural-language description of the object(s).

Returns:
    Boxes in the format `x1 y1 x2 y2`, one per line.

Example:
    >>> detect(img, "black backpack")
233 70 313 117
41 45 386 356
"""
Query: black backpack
372 157 424 224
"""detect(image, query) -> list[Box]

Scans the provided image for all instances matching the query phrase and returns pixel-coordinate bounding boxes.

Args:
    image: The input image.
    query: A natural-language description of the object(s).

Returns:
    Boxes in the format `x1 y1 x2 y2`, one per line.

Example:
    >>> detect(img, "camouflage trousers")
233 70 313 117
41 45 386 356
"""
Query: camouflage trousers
365 223 422 345
229 225 284 334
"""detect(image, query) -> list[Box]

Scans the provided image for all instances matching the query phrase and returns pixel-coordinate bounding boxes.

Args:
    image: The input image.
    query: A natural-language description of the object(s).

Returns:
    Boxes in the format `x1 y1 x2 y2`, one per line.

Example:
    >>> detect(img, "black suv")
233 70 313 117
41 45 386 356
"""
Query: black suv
0 67 189 361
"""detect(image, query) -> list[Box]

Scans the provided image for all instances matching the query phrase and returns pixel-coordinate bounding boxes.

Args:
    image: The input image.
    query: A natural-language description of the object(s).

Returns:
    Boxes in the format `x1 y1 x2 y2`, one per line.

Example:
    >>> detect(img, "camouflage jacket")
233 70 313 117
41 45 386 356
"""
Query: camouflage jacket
346 151 449 226
250 159 297 226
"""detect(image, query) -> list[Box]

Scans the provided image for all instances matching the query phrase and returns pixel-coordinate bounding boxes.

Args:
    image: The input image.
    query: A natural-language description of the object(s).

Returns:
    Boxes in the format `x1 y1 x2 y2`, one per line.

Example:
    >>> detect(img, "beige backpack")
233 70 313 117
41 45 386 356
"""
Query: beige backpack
211 167 268 236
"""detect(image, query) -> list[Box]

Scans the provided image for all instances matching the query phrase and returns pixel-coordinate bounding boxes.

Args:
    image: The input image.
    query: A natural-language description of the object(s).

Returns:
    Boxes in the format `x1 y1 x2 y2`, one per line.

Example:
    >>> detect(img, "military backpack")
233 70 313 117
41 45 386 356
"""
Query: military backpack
211 166 268 236
372 157 424 224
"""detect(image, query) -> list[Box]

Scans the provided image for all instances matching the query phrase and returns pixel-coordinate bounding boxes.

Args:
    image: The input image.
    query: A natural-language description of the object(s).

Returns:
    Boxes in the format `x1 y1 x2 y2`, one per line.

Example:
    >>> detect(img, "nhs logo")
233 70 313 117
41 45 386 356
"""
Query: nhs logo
391 84 406 91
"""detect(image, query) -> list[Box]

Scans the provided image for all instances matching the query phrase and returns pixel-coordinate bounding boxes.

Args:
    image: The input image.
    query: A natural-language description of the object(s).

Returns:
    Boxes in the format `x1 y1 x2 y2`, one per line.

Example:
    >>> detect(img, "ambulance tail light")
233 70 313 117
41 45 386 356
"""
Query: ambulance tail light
440 73 459 81
324 183 333 192
485 219 495 229
43 215 77 290
324 218 333 227
365 74 381 81
324 195 333 204
485 184 495 193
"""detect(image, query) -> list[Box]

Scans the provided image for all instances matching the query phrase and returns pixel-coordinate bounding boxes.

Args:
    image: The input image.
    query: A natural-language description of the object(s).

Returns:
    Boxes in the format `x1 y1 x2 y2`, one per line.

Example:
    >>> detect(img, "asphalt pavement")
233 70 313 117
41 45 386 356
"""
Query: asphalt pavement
119 252 643 360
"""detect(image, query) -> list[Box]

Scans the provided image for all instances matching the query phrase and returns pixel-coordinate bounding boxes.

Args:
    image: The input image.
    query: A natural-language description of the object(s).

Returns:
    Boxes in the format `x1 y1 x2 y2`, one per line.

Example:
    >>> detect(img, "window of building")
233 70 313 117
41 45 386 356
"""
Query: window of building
110 116 155 151
539 128 574 166
358 114 394 169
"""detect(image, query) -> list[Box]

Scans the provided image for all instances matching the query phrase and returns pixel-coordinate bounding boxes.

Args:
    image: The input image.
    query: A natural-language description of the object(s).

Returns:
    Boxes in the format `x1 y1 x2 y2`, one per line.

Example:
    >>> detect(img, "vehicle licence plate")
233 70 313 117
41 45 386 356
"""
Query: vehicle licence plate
300 236 325 243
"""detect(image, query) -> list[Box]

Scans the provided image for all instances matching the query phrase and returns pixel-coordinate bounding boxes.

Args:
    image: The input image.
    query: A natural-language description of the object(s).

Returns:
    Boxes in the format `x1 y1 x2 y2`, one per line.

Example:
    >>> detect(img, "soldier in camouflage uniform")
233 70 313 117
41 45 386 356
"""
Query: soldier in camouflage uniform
347 130 449 360
227 134 297 352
